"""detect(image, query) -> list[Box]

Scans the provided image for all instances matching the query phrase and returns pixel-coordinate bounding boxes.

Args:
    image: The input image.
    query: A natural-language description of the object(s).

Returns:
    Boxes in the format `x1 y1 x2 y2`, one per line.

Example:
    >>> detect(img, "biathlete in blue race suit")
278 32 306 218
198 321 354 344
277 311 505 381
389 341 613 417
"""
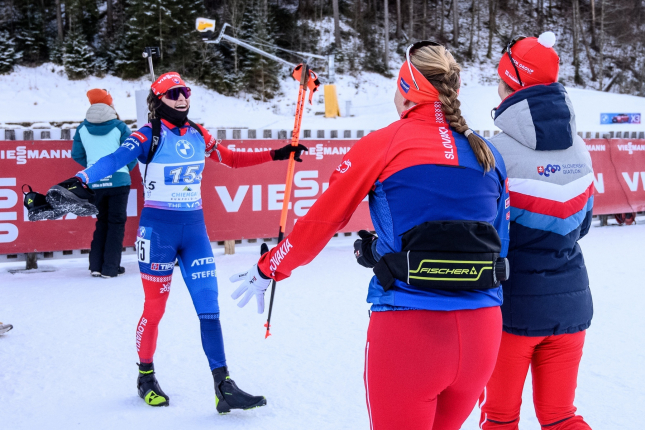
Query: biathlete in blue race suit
62 72 307 412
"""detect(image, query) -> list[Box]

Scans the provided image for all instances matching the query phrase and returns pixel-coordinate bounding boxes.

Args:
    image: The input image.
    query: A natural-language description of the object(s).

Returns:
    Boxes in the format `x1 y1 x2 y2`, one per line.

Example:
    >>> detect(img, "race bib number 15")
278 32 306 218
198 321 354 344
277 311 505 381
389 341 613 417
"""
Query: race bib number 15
136 226 152 264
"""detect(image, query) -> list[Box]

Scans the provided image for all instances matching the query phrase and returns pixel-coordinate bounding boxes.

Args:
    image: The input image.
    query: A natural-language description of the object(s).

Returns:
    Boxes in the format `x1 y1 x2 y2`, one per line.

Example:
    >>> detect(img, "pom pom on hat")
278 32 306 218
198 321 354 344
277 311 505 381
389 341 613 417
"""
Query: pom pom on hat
538 31 556 48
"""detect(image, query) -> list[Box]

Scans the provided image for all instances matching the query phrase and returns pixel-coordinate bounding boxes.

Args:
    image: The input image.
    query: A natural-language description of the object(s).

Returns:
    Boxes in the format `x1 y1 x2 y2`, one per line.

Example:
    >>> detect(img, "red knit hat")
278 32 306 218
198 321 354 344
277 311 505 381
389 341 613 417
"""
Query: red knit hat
151 72 186 97
87 89 113 106
498 31 560 91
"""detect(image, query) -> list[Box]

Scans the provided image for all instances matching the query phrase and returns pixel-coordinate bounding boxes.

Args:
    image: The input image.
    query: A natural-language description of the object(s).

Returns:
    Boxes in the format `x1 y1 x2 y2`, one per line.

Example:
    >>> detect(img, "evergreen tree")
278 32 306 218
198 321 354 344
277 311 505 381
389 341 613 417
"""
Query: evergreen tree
94 0 126 74
361 27 388 75
240 0 281 101
164 0 203 77
48 40 64 65
63 27 94 80
196 42 243 96
0 30 21 74
14 2 48 64
114 0 161 78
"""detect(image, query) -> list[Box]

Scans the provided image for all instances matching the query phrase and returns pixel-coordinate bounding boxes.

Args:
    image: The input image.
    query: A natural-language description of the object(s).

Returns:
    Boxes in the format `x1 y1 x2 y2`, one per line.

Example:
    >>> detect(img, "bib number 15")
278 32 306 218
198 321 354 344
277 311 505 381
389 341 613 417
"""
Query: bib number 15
166 164 203 185
136 237 151 263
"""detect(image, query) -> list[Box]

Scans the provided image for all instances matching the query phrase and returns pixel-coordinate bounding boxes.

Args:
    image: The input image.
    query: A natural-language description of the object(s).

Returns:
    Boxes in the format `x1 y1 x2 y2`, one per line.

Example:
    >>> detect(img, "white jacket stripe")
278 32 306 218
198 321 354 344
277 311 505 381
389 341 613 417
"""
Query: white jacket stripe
508 173 594 202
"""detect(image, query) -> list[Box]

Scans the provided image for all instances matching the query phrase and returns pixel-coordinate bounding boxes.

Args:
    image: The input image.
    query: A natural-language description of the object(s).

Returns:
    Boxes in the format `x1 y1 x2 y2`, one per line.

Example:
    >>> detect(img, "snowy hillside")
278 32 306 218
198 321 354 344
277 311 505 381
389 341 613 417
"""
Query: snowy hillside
1 63 644 135
1 218 644 429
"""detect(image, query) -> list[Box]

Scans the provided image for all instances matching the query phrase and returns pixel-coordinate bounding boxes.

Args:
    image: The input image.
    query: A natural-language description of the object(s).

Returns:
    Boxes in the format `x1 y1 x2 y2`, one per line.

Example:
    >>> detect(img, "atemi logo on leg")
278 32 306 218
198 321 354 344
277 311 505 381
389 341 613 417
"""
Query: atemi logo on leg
191 257 215 267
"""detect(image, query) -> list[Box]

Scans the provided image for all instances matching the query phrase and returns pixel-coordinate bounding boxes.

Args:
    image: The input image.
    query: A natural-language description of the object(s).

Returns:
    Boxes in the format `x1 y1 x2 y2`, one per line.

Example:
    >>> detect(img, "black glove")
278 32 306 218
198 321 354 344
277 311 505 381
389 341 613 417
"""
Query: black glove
272 143 308 162
354 230 379 268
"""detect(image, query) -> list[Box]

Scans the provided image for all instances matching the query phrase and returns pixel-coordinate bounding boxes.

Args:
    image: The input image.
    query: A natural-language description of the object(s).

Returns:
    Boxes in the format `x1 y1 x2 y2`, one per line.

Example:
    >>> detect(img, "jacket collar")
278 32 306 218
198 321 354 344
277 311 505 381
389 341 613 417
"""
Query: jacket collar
161 118 191 135
400 102 446 123
494 83 576 151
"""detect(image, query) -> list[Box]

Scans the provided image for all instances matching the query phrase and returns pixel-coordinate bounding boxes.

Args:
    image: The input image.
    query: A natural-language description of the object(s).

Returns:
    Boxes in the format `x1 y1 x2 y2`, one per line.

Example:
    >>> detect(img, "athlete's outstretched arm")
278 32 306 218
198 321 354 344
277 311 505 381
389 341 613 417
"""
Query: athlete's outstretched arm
76 129 149 184
199 125 307 169
257 129 395 281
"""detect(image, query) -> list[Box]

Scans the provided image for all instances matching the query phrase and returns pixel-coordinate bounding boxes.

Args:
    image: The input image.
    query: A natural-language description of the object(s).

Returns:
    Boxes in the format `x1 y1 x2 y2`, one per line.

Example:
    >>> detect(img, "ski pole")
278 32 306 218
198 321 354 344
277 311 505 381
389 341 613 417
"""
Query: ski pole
264 62 311 339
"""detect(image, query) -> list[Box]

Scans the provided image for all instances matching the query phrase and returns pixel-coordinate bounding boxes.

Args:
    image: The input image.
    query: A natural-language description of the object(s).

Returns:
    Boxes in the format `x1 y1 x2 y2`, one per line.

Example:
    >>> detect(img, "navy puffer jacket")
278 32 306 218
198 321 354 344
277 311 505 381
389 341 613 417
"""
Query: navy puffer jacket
490 83 593 337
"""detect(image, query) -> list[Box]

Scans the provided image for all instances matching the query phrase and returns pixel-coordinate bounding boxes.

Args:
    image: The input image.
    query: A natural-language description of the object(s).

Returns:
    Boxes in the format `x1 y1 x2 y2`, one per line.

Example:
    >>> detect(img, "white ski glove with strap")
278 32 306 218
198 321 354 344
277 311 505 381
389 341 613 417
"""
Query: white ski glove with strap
230 244 272 314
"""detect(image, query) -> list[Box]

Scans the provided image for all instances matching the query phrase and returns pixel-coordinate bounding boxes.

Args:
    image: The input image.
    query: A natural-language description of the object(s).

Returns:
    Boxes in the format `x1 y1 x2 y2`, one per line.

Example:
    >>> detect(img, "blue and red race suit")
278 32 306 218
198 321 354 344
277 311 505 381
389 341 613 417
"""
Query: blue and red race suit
77 119 273 370
258 102 510 312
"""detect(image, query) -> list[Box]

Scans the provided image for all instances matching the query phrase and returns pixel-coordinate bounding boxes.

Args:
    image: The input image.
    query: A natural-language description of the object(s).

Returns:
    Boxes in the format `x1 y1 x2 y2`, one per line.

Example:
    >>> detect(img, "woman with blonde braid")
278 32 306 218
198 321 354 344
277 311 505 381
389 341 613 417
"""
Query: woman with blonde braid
230 42 511 429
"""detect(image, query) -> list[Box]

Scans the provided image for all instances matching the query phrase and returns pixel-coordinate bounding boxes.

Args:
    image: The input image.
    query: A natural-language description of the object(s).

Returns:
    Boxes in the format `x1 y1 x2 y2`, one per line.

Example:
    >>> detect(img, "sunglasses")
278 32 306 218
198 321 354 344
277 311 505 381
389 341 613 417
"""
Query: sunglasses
501 36 527 87
405 41 444 90
161 87 192 101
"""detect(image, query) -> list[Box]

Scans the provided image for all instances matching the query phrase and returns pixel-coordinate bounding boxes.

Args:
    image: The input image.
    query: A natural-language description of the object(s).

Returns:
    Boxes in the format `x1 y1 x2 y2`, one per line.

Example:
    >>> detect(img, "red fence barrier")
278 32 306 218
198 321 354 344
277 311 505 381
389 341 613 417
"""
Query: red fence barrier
1 138 644 254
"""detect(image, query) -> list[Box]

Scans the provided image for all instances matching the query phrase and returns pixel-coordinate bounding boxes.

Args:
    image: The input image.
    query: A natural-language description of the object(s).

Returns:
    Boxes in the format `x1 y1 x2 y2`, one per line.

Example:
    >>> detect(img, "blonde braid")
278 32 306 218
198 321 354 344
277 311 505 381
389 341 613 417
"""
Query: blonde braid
411 46 496 172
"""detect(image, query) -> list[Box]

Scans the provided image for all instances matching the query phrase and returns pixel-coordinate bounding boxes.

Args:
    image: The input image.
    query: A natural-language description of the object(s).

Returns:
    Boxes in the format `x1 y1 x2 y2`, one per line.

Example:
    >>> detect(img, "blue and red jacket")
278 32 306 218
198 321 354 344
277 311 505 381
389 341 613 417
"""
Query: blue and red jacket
491 83 594 336
258 102 510 312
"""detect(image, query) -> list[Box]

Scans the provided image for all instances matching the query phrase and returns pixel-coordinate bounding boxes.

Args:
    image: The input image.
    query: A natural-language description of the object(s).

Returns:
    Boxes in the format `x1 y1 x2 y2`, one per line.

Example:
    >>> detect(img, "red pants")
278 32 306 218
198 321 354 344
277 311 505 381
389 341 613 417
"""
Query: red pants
364 307 502 430
135 274 172 363
480 331 591 430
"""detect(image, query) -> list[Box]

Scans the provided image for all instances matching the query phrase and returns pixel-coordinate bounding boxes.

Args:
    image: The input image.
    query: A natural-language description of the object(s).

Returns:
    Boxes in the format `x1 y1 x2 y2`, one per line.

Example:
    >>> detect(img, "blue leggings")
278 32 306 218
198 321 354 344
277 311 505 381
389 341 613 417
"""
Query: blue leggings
135 208 225 370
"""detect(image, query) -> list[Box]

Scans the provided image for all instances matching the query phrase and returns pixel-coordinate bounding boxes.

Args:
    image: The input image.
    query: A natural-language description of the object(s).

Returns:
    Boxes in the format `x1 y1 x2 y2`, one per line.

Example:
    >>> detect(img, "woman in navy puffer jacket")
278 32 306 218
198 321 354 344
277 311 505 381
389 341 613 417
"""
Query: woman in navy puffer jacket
479 32 594 430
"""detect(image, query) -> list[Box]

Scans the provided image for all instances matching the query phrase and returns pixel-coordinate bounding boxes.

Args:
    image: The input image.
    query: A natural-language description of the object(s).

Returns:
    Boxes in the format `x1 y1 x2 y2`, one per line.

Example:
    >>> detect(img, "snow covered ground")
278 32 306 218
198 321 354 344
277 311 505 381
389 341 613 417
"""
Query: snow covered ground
1 217 644 429
1 63 644 135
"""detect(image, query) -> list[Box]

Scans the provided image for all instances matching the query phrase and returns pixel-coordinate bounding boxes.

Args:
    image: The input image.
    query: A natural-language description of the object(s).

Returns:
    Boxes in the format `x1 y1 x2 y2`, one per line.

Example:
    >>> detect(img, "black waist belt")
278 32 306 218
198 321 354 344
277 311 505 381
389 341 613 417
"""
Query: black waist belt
373 220 509 292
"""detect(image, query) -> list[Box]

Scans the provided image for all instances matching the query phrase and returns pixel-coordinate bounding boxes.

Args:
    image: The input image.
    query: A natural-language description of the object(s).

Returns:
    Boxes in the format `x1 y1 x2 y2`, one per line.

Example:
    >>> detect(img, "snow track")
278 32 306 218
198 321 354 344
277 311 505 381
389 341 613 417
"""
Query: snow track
1 221 644 429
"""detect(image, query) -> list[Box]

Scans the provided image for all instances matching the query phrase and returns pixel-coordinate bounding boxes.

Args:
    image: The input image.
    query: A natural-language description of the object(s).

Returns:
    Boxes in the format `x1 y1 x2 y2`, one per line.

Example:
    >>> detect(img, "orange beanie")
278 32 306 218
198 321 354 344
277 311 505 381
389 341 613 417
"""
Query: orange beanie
87 89 113 106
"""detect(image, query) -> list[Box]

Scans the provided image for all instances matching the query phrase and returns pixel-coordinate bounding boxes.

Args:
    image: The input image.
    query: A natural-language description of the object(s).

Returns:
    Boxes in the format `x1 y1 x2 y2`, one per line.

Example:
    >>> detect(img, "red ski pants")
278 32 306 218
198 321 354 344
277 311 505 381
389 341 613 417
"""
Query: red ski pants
135 273 172 363
479 331 591 430
364 307 502 430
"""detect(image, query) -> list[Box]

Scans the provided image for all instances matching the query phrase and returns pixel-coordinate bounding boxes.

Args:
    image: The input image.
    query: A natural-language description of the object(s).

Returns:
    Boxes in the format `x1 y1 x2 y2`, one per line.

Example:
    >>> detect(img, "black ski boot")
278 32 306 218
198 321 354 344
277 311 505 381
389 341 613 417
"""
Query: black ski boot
23 185 66 221
46 177 98 217
213 367 266 414
137 363 170 407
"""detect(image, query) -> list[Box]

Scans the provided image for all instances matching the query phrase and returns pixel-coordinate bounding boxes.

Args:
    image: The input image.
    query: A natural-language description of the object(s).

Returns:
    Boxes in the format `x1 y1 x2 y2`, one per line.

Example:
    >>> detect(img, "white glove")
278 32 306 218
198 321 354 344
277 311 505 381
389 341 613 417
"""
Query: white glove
230 264 272 314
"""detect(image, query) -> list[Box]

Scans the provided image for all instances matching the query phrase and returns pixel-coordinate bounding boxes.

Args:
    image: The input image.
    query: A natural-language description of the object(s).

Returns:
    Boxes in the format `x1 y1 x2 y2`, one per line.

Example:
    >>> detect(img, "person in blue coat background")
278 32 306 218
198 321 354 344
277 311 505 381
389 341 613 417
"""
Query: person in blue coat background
72 89 136 278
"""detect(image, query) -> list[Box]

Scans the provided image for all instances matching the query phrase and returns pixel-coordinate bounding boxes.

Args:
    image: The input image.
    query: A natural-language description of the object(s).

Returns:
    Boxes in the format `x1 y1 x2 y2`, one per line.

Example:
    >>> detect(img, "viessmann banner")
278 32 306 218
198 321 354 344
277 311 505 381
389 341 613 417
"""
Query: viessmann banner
1 138 645 254
586 139 645 214
0 139 372 254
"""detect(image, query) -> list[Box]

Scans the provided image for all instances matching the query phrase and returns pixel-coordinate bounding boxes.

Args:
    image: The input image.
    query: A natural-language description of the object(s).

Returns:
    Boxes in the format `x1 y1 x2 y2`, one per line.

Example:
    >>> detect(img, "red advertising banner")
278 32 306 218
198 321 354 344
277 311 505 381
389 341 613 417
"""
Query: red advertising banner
0 139 372 254
606 139 645 213
586 139 645 215
0 140 144 254
2 138 644 254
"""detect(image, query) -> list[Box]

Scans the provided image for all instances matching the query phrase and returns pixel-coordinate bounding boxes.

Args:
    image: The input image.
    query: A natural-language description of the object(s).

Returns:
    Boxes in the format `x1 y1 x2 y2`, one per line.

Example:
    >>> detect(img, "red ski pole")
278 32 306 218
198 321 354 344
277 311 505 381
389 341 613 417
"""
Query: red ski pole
264 63 311 339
